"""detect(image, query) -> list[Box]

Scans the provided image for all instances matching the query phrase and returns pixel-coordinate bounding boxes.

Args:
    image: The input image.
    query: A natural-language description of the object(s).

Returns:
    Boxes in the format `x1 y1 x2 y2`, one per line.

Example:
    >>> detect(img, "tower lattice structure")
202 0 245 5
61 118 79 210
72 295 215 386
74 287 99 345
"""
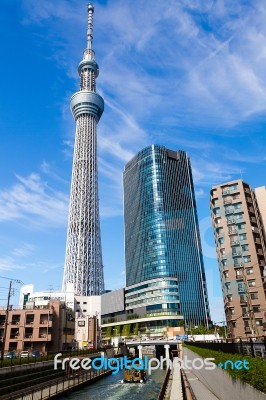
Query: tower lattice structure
63 4 104 296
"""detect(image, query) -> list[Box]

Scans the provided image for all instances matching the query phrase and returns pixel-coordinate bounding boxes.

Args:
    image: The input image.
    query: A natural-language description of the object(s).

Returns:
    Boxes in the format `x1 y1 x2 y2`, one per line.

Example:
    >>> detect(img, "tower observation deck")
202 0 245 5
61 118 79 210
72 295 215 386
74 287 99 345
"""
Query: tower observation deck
62 4 104 296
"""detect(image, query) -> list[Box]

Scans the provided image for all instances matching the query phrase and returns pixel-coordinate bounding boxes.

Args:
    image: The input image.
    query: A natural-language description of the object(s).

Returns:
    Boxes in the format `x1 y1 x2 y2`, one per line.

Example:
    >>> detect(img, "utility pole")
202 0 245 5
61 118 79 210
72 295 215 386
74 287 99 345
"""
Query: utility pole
1 281 12 361
0 277 23 361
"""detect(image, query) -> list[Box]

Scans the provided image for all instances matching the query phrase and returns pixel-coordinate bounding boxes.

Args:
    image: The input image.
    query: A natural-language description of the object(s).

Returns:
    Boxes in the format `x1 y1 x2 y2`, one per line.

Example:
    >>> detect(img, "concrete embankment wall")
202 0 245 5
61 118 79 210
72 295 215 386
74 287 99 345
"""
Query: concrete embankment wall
183 347 266 400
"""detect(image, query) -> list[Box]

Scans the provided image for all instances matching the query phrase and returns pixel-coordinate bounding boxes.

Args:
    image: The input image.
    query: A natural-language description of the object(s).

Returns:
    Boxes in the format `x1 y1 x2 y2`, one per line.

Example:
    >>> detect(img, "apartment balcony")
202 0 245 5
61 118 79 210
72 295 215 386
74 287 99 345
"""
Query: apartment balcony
257 249 264 256
248 207 255 214
222 189 230 195
240 298 247 305
228 228 237 235
11 320 20 325
237 283 246 292
24 334 33 339
38 334 52 341
230 240 240 246
224 301 232 308
39 320 53 327
255 238 261 244
223 198 232 204
263 323 266 331
242 313 249 318
10 335 20 339
232 251 242 257
246 196 252 203
227 218 235 225
25 321 34 326
245 326 252 332
225 208 234 215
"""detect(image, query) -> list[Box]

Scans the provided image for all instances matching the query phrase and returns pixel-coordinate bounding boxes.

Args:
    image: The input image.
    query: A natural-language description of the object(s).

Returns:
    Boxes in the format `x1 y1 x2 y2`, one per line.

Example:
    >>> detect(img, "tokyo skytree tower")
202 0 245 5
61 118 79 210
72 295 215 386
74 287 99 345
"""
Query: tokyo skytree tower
62 4 104 296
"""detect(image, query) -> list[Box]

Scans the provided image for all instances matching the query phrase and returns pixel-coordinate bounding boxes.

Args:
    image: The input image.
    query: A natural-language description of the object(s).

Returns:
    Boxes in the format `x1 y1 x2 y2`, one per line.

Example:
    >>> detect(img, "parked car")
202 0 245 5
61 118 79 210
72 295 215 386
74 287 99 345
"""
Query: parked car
4 351 17 359
31 351 41 358
20 351 30 358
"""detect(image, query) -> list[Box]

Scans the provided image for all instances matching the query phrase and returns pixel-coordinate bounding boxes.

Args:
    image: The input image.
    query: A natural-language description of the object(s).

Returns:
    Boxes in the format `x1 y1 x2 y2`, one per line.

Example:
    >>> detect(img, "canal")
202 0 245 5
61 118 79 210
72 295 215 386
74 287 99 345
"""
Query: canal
57 368 166 400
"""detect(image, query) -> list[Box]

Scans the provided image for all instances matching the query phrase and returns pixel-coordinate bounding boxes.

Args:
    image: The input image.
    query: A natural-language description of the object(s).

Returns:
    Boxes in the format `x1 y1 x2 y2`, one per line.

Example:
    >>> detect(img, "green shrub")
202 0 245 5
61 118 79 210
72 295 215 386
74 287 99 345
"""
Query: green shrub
184 344 266 393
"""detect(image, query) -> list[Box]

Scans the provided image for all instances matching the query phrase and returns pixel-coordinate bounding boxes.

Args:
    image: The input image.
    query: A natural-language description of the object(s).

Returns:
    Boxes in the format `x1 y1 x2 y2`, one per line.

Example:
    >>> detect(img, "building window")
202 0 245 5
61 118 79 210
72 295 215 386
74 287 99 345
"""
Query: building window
236 223 245 229
247 280 256 287
246 268 253 275
222 259 227 266
234 203 241 209
235 213 243 220
220 248 226 255
238 281 245 292
255 319 263 326
253 306 260 313
225 282 231 290
239 233 247 240
83 302 87 304
224 271 229 278
241 244 249 252
250 292 258 300
243 256 251 263
219 237 224 244
231 184 238 190
83 309 87 312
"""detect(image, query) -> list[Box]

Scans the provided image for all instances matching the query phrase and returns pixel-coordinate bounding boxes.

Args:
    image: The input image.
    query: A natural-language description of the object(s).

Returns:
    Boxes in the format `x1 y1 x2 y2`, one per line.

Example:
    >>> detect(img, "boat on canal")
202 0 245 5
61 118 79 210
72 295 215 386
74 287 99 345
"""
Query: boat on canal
121 365 147 383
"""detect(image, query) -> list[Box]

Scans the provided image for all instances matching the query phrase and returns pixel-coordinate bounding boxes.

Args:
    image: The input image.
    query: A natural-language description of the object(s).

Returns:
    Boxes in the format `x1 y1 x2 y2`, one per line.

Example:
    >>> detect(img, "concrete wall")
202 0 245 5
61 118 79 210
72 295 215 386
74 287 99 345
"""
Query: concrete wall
183 347 266 400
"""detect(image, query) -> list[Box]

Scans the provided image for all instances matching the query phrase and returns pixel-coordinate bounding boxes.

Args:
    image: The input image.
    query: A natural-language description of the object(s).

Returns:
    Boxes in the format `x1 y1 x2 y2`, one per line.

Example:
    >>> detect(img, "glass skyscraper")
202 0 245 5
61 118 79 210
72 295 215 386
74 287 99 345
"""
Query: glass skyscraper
123 145 210 326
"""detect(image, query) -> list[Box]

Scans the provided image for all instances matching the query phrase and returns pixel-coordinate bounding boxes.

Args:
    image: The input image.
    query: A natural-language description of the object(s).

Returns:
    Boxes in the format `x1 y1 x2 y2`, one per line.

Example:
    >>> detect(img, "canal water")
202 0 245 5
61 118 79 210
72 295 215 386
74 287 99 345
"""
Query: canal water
58 368 166 400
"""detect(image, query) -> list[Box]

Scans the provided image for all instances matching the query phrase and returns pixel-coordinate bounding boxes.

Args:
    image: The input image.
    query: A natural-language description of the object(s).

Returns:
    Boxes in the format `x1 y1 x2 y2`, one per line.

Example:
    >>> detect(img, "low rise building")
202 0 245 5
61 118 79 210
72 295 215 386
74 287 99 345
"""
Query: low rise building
0 300 75 354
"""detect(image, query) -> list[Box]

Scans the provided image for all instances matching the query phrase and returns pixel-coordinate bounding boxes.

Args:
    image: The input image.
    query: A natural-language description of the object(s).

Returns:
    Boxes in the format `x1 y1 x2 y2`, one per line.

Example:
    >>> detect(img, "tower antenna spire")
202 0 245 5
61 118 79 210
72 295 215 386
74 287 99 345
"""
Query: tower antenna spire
87 3 94 50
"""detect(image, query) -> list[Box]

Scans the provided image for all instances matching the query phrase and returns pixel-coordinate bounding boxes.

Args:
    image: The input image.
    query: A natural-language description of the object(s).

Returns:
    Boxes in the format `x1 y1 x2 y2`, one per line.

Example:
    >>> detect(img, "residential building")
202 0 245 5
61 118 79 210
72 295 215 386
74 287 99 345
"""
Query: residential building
0 300 75 354
255 186 266 235
123 145 211 327
210 179 266 337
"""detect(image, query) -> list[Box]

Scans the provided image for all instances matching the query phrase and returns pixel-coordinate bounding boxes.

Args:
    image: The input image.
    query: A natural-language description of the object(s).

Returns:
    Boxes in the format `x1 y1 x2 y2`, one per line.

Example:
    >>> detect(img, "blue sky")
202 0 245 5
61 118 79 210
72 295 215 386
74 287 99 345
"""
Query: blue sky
0 0 266 323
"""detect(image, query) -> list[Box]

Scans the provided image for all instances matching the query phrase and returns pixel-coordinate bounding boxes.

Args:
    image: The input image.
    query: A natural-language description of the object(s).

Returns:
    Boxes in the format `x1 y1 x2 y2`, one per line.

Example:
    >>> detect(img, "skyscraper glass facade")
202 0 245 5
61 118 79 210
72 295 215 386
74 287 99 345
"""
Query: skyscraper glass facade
123 145 210 326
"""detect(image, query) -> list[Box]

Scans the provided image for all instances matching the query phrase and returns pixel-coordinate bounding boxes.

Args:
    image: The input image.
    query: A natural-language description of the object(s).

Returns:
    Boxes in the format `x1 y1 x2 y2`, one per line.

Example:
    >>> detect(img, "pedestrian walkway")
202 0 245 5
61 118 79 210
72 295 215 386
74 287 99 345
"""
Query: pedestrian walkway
185 369 220 400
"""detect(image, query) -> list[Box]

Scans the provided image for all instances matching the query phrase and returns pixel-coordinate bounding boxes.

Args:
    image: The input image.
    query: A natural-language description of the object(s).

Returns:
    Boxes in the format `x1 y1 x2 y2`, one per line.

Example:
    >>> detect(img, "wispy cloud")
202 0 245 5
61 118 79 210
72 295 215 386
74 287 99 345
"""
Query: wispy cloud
12 243 36 258
0 173 68 227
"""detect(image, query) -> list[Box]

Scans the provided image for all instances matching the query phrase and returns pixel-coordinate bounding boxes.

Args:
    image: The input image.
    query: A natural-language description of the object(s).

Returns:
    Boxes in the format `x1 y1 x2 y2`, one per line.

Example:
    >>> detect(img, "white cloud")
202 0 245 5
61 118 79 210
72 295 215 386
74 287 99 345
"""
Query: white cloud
12 243 36 258
0 173 68 227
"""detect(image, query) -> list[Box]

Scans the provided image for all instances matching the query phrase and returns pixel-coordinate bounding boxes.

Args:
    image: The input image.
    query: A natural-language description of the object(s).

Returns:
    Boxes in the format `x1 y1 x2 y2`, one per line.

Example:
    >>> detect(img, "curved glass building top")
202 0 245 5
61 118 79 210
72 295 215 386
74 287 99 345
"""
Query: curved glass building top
123 145 210 325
